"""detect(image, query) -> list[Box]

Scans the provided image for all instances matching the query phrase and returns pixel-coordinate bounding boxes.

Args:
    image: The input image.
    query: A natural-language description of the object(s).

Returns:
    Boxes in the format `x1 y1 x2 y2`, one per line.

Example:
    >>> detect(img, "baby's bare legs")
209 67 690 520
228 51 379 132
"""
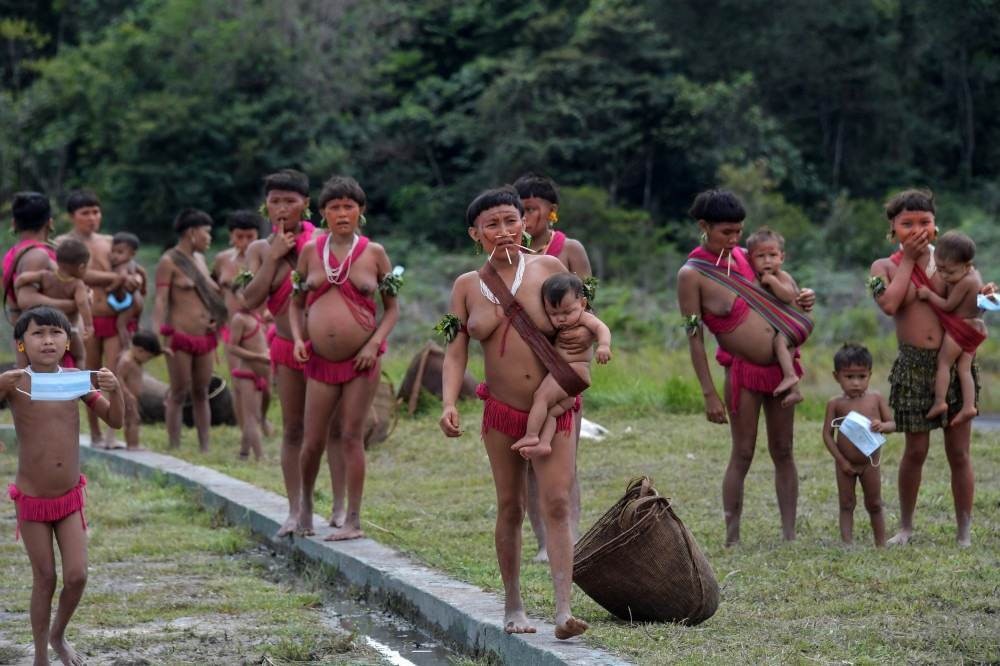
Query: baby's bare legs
927 334 963 420
834 463 857 544
523 397 577 460
772 334 801 406
950 351 977 426
858 463 885 547
67 331 85 370
123 391 144 450
512 374 569 456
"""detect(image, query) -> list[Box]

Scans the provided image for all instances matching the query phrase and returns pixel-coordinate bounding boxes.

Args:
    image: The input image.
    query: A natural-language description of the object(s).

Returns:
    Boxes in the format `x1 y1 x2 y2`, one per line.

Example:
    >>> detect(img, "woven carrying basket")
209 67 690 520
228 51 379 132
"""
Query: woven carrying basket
573 477 719 624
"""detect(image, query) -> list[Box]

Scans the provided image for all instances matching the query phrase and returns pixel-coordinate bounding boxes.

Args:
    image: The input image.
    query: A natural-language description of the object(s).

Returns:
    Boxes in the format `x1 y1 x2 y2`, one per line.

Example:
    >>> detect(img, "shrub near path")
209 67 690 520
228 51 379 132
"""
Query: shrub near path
143 358 1000 665
0 453 378 665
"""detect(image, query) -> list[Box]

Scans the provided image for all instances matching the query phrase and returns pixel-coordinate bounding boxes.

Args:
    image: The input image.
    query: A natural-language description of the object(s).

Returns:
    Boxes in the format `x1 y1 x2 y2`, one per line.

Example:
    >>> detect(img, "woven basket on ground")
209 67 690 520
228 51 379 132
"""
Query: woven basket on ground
573 477 719 625
363 371 399 448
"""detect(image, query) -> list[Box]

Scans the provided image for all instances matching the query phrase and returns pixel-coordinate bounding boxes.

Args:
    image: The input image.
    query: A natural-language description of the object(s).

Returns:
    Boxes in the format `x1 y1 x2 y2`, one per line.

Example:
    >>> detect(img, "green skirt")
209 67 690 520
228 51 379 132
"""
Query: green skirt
888 343 980 433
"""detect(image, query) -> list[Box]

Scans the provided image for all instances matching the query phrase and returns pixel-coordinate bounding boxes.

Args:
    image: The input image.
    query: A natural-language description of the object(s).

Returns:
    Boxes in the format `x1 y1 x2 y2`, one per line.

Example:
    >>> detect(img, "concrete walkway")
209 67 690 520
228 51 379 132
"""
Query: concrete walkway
63 435 629 666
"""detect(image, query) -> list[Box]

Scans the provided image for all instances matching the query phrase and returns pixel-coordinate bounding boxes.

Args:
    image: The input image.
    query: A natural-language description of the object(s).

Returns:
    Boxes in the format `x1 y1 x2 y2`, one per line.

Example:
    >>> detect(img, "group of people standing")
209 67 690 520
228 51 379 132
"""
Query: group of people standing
2 173 992 651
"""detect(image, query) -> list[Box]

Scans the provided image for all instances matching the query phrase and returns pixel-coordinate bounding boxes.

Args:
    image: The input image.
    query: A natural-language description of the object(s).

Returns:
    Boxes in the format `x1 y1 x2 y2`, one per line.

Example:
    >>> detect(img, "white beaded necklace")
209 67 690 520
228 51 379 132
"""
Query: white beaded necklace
323 233 359 285
480 250 525 305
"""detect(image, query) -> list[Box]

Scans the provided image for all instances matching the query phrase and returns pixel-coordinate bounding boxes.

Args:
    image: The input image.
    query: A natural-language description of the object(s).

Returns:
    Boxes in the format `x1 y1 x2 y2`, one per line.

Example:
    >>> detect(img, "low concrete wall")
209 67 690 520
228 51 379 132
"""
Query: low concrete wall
0 427 629 665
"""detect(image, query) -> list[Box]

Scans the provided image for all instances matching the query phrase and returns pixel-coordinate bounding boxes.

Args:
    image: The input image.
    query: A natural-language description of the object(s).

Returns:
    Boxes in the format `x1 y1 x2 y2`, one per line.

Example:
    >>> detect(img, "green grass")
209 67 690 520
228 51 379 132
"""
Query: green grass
0 452 378 664
120 342 1000 664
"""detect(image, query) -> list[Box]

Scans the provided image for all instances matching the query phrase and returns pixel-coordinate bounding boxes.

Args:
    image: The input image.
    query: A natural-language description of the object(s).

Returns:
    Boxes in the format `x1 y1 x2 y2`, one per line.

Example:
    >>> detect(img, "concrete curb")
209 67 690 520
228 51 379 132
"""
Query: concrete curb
0 427 628 665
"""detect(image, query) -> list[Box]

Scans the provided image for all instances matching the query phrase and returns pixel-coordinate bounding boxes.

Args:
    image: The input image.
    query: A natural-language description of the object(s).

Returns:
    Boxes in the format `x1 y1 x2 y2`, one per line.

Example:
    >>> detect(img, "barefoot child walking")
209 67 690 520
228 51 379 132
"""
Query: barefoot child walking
2 306 123 665
822 344 894 546
511 273 610 459
916 231 986 426
746 227 809 407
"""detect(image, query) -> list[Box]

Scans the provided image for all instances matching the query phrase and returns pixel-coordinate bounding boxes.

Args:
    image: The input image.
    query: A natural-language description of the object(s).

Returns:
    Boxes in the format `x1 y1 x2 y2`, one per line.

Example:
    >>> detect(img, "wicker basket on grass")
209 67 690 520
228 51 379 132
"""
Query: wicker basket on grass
573 477 719 625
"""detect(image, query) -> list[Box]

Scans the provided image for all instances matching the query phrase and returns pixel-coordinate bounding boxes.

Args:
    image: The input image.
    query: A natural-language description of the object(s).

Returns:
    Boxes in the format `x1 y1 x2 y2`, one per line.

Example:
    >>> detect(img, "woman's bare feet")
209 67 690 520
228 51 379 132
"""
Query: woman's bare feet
504 609 536 634
925 401 948 420
275 514 298 537
887 529 913 546
329 506 347 528
554 614 588 640
50 633 84 665
949 405 977 427
324 524 364 541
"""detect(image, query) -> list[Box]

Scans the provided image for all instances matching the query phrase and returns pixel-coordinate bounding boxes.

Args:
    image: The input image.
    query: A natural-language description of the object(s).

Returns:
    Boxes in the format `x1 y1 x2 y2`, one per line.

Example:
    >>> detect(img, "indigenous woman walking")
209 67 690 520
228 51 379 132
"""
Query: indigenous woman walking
677 190 814 546
290 176 399 540
153 209 228 451
439 186 588 639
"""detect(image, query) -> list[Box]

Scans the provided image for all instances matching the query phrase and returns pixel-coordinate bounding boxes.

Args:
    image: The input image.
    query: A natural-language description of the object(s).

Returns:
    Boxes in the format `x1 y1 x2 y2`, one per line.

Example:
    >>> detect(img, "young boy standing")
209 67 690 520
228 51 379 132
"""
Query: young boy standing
2 306 123 666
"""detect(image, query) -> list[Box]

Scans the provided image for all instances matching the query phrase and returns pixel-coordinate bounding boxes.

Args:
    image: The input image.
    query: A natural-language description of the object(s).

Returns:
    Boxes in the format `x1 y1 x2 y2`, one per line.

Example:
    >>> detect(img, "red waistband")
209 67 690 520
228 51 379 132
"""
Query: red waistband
169 330 218 356
269 333 305 371
303 340 386 386
232 368 268 392
717 349 802 413
476 382 579 440
8 474 87 541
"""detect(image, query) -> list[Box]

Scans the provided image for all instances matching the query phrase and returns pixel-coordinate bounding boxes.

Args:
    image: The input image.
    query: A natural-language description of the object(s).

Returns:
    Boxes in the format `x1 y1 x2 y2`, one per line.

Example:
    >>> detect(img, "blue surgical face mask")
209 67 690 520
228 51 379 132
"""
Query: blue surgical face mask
978 294 1000 312
17 367 94 401
832 410 885 465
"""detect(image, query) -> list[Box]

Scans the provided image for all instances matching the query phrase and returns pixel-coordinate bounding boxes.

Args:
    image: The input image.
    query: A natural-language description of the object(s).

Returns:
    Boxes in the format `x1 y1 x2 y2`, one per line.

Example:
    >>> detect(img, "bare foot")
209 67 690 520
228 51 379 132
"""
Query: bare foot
511 434 540 455
554 615 588 640
50 634 84 665
296 516 315 537
504 609 536 634
324 525 364 541
275 515 298 537
779 387 804 408
772 374 799 397
329 507 347 528
957 536 971 547
262 420 275 438
887 529 913 546
532 548 549 563
949 406 977 427
925 401 948 420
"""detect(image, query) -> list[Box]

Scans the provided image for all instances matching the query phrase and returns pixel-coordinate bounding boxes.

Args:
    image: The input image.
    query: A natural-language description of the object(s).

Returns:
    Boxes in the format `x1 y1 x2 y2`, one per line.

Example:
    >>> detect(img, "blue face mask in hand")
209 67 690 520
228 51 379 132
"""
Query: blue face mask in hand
832 410 885 465
977 294 1000 312
16 367 94 401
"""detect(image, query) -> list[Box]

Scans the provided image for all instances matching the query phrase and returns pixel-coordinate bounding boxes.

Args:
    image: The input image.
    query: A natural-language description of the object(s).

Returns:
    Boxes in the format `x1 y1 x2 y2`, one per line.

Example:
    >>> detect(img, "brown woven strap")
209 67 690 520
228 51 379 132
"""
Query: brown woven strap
169 249 229 325
479 261 590 397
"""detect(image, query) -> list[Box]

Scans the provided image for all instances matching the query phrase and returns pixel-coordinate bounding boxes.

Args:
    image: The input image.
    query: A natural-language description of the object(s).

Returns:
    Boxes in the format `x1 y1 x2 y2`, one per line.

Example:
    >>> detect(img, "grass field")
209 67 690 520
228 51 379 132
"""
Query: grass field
0 451 378 665
85 343 1000 665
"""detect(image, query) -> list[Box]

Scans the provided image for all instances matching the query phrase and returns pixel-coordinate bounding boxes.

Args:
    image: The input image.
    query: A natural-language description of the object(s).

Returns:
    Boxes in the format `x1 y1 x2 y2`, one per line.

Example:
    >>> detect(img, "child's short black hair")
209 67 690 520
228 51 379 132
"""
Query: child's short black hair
263 169 309 197
746 226 785 252
689 189 746 224
11 192 51 232
542 273 584 308
884 188 934 220
131 329 162 356
227 209 265 232
513 173 559 205
833 343 873 371
318 175 366 211
65 189 101 214
466 186 524 228
112 231 140 251
173 208 213 235
14 306 72 340
934 231 975 264
56 238 91 266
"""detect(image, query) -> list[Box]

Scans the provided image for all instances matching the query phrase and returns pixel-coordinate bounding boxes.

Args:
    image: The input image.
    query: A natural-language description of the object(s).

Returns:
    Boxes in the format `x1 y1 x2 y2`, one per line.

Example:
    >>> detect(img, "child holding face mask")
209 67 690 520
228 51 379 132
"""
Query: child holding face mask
822 344 895 547
746 227 810 407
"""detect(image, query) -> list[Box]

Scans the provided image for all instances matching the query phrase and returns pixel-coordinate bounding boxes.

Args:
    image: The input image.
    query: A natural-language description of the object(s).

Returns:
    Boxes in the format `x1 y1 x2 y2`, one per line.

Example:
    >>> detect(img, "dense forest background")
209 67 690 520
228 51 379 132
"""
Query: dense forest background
2 0 999 291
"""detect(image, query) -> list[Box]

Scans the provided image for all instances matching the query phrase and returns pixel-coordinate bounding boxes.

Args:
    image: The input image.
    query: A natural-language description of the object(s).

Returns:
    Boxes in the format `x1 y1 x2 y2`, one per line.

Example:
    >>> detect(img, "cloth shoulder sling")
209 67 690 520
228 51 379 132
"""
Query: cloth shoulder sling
168 249 229 325
890 251 986 353
478 261 590 397
684 247 813 347
3 239 57 312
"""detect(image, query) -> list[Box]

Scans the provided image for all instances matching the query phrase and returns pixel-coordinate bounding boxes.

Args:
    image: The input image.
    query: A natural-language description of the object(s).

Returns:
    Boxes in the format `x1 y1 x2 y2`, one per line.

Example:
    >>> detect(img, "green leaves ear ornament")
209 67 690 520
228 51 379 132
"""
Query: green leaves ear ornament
258 202 269 219
359 214 368 227
474 240 483 255
699 231 708 245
